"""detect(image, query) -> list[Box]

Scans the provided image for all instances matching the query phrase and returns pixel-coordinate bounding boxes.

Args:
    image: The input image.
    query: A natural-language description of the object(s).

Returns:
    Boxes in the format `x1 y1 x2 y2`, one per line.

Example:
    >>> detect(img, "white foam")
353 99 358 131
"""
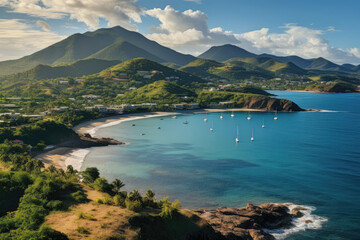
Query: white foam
64 149 90 171
263 203 328 240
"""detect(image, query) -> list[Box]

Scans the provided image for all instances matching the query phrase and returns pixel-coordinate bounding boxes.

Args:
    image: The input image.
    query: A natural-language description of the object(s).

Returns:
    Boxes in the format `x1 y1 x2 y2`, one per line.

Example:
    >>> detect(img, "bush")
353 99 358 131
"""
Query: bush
46 200 63 210
113 194 125 207
125 199 142 212
71 190 87 203
82 167 99 183
93 177 112 193
76 226 89 234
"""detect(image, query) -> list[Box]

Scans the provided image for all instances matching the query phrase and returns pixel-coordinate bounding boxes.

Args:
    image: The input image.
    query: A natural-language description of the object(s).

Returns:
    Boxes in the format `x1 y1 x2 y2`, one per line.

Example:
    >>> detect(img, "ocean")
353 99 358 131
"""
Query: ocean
82 91 360 239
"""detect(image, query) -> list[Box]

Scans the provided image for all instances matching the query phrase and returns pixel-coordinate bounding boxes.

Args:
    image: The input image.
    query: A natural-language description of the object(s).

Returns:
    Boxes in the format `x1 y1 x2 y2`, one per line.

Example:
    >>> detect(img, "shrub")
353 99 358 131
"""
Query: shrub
82 167 99 183
113 194 125 207
46 200 63 210
125 199 142 212
71 190 87 203
93 177 112 193
76 226 89 234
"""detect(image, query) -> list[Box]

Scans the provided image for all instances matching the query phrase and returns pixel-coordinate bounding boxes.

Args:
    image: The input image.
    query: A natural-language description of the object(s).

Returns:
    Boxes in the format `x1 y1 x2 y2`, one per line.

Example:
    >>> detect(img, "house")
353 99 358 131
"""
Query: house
82 94 101 99
94 105 108 113
129 87 137 91
0 104 21 108
173 104 185 110
75 78 85 83
6 97 22 101
186 103 200 109
219 102 234 108
113 78 128 82
143 75 152 79
59 80 69 85
12 140 24 145
22 115 44 120
118 73 128 78
137 70 150 75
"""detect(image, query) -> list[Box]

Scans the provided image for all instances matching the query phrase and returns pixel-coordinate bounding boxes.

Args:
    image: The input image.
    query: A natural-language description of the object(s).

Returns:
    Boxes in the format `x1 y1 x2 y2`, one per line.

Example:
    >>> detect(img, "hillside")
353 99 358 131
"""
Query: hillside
99 58 203 85
180 58 274 81
198 44 256 62
227 57 308 75
0 59 121 82
116 80 196 104
305 81 357 93
0 26 196 76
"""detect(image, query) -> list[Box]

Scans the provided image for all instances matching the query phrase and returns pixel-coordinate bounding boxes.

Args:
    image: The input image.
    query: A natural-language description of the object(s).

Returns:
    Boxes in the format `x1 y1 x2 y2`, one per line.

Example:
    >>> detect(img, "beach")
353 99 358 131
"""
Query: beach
36 108 274 171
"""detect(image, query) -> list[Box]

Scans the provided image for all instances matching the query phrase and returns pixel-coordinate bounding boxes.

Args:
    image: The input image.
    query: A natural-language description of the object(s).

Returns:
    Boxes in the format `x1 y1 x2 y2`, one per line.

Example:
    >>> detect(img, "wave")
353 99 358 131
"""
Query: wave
64 149 91 171
264 203 328 239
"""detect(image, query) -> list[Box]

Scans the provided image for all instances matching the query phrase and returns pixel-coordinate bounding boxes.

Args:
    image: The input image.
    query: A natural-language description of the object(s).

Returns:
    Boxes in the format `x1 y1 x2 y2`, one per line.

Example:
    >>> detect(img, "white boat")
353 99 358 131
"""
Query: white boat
247 112 252 120
235 126 239 143
231 111 235 118
274 111 278 120
183 121 189 124
210 121 214 131
171 116 177 119
204 112 208 122
220 113 223 119
251 129 254 141
262 118 265 128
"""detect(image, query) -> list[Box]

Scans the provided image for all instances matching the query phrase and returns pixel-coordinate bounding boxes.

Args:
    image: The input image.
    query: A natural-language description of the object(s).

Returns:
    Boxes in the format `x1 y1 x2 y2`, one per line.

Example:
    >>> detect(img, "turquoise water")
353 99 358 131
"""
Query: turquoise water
83 91 360 240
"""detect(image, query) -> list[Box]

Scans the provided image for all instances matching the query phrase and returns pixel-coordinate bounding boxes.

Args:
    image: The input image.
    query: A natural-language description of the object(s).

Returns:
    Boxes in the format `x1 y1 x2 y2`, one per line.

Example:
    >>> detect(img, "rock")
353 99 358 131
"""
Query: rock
194 203 293 240
291 206 307 218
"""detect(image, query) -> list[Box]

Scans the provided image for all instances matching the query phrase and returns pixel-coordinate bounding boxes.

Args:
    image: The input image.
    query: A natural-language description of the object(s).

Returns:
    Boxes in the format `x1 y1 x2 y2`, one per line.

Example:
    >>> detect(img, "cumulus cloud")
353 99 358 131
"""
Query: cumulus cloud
0 0 142 30
36 20 51 31
235 24 360 64
0 19 65 61
145 5 240 54
145 6 360 64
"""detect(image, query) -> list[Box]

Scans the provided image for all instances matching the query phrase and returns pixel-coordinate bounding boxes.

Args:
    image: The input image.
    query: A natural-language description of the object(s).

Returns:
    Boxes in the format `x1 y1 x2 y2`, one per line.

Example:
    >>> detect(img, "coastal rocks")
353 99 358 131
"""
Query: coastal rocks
235 97 303 112
58 133 124 148
193 203 295 240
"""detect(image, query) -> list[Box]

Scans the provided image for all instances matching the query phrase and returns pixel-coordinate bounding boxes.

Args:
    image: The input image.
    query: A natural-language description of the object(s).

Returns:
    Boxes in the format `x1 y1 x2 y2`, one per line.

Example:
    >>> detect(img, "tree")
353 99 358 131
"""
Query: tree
66 165 75 175
145 189 155 201
82 167 99 183
48 165 57 173
128 190 142 202
93 177 112 193
111 179 125 193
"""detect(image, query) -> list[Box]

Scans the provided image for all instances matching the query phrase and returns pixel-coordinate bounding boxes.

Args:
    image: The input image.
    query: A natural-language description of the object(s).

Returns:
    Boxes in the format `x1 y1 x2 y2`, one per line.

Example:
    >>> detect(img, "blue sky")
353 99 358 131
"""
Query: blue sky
0 0 360 64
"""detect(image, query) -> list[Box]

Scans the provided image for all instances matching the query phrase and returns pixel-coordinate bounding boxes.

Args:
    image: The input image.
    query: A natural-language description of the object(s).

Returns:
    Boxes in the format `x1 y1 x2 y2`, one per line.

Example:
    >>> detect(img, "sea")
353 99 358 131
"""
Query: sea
81 91 360 240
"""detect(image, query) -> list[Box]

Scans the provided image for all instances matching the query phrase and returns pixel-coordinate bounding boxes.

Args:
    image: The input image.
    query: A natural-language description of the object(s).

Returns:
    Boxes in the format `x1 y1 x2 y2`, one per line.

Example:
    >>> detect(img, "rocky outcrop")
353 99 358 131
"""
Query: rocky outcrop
235 97 303 112
193 203 294 240
57 133 124 148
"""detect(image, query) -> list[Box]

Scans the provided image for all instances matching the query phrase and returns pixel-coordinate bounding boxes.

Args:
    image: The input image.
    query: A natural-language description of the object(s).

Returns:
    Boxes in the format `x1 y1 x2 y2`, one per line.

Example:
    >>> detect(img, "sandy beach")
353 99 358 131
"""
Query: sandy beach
36 108 293 171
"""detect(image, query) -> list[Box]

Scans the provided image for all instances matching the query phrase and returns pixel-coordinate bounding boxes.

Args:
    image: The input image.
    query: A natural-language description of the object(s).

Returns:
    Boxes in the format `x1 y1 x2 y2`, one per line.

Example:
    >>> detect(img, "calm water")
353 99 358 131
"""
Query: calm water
83 91 360 240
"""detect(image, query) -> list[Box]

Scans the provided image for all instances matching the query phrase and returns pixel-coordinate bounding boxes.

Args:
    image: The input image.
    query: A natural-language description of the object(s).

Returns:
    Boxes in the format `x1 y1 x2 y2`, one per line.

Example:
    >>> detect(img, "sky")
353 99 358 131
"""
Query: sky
0 0 360 65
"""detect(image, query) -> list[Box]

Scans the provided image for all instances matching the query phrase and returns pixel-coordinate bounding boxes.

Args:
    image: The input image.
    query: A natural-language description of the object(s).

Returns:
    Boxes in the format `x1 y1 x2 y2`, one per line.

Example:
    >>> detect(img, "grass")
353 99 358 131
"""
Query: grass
76 226 90 234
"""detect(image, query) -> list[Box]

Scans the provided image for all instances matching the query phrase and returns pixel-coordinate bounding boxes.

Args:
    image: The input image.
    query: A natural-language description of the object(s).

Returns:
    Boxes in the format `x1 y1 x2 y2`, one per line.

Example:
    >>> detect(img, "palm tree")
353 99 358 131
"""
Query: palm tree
112 178 125 193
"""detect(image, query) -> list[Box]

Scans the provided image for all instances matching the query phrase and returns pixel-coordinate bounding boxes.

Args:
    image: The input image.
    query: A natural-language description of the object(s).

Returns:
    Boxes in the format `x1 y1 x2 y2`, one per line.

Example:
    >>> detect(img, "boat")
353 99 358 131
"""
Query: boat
132 123 136 126
183 121 189 124
157 127 161 129
220 113 223 119
274 110 278 120
251 129 254 141
235 126 239 143
171 116 177 119
141 133 145 136
210 121 214 131
262 118 265 128
204 112 208 122
160 118 164 120
247 112 252 120
231 111 235 118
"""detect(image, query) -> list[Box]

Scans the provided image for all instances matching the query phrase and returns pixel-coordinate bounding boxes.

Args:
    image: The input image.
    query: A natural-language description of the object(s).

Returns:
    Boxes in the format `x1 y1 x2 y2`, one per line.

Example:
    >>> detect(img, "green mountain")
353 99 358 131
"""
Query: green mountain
117 80 196 104
98 58 203 85
180 58 274 81
198 44 256 62
0 26 196 76
0 59 121 82
86 39 165 62
227 57 308 75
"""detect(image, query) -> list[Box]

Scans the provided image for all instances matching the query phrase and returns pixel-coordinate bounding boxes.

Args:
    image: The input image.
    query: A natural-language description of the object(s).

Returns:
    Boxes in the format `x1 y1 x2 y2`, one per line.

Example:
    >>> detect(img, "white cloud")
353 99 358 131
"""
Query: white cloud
0 0 142 30
145 6 360 64
36 20 51 31
145 5 240 54
0 19 65 61
235 24 360 64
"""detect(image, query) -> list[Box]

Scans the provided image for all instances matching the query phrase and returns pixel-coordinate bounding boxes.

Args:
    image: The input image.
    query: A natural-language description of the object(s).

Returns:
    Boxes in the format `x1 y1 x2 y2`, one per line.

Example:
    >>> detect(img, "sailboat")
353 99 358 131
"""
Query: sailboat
251 129 254 141
220 113 223 119
274 110 278 120
204 112 208 122
235 126 239 143
247 112 252 120
210 121 214 131
231 111 235 118
183 120 189 124
171 115 177 119
262 118 265 128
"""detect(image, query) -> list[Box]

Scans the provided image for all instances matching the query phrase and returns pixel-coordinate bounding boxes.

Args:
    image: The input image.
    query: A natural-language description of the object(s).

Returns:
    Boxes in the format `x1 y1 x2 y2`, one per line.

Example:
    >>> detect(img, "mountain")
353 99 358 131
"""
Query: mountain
98 57 203 85
180 58 274 81
198 44 257 62
0 59 121 82
227 57 308 75
0 26 196 76
199 44 360 73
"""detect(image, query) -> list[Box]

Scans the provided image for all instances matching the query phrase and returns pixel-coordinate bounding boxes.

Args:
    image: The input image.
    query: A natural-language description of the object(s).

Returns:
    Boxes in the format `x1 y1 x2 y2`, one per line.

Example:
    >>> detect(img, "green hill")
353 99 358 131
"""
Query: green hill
198 44 257 62
87 39 165 62
228 57 308 75
180 58 274 81
116 80 196 104
98 58 203 85
0 59 121 82
0 26 196 76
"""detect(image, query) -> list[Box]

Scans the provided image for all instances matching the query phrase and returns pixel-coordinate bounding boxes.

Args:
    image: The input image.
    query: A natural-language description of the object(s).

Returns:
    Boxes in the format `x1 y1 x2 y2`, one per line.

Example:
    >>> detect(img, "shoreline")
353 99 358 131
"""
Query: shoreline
37 107 320 171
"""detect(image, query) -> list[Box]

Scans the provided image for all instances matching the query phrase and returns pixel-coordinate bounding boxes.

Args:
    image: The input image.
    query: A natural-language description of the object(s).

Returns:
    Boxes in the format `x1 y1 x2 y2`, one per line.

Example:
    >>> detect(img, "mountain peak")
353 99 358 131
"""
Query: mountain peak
199 44 257 62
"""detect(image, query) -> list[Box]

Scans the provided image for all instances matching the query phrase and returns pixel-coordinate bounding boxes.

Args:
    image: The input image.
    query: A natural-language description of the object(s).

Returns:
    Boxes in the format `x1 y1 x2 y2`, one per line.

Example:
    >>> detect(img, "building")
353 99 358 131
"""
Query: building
6 97 22 101
173 104 185 110
219 102 234 108
186 103 200 109
128 87 137 91
22 115 44 120
94 105 108 113
82 94 101 99
59 80 69 85
12 140 24 145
